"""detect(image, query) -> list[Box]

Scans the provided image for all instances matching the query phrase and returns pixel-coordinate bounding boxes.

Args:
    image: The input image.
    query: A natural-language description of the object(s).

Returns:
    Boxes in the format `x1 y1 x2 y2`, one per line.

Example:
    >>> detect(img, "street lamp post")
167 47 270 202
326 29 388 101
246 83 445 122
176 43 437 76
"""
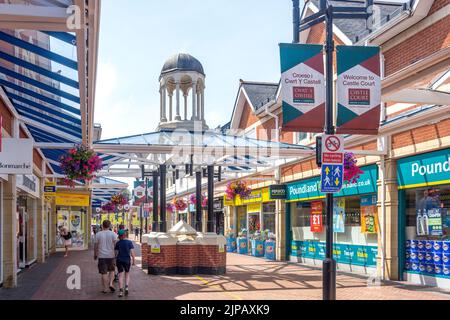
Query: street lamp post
293 0 373 300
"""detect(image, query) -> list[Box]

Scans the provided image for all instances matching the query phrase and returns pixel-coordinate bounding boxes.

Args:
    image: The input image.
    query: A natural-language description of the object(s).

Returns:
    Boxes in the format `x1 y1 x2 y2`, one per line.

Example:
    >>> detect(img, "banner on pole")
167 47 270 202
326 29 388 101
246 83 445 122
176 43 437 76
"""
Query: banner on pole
336 46 381 135
279 43 325 133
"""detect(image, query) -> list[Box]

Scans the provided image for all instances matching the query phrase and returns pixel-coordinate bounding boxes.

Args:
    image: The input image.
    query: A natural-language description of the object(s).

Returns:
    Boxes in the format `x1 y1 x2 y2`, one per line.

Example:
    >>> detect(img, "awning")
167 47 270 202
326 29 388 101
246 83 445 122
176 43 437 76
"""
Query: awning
0 0 100 175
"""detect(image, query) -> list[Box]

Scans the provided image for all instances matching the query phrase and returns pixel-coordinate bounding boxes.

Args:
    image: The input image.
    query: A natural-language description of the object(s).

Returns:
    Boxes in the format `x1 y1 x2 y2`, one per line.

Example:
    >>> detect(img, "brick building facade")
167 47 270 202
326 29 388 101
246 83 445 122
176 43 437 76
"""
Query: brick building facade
220 0 450 289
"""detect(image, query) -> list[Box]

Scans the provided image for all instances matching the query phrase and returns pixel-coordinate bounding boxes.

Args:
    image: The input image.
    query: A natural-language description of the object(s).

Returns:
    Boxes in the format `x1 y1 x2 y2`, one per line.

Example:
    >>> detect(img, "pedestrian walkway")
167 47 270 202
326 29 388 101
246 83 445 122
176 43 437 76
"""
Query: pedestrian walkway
1 242 449 300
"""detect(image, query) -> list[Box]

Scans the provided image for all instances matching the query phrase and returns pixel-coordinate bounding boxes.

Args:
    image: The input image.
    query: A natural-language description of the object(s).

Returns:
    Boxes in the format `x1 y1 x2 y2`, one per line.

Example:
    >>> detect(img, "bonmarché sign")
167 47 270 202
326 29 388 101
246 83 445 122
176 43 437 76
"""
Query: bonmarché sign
286 165 378 202
398 148 450 189
0 138 33 174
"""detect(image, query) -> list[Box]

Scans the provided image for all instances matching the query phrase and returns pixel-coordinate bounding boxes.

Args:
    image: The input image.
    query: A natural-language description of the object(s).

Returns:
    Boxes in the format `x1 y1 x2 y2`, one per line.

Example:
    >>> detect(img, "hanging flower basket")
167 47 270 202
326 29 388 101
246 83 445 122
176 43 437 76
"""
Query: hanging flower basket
101 201 116 213
189 193 208 207
111 193 129 206
226 180 252 200
59 144 103 187
344 152 364 183
166 203 175 213
173 198 187 211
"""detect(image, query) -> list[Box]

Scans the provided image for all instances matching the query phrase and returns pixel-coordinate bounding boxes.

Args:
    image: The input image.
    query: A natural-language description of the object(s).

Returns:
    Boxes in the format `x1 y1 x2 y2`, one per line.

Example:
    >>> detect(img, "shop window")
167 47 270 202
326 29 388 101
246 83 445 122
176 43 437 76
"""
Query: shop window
405 187 450 240
237 206 247 233
403 187 450 278
262 202 276 233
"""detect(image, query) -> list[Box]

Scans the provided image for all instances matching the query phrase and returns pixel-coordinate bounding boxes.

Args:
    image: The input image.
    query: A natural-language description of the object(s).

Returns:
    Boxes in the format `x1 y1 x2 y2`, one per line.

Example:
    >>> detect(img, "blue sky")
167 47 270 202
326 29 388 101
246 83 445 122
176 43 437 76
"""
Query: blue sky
94 0 294 139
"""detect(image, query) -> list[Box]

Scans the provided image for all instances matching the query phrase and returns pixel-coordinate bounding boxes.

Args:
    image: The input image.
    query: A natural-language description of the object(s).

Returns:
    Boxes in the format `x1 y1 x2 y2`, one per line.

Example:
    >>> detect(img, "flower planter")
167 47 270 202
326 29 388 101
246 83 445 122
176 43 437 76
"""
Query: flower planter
264 240 276 261
237 237 248 255
226 237 237 253
251 239 265 257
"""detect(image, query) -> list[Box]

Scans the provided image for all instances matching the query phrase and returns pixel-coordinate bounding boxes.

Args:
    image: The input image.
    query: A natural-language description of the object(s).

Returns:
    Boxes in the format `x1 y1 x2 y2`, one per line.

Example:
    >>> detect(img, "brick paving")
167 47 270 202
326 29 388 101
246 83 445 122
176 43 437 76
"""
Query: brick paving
1 240 449 300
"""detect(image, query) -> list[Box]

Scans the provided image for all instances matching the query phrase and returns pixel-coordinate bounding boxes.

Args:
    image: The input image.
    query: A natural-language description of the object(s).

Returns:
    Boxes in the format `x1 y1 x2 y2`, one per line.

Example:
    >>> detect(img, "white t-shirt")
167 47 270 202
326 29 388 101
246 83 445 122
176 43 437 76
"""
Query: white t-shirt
95 230 118 259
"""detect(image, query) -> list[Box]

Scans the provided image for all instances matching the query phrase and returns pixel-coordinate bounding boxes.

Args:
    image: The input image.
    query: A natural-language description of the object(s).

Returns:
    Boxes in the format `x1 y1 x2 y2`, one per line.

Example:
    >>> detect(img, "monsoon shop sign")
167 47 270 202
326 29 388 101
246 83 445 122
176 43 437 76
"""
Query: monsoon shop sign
286 165 378 201
398 148 450 189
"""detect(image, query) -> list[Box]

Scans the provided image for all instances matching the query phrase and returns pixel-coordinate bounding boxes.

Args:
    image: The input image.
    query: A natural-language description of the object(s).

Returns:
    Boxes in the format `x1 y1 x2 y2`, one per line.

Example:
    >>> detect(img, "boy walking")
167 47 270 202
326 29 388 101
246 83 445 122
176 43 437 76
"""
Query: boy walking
115 229 136 297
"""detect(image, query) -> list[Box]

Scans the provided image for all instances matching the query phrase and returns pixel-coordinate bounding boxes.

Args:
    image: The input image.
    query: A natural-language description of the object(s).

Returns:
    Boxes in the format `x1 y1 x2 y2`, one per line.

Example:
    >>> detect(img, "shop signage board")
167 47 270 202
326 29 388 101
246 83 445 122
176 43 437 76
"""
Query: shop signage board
286 165 378 202
397 148 450 189
44 181 56 197
269 184 287 199
56 193 90 207
333 198 346 233
0 138 33 174
361 195 378 234
279 43 325 133
213 197 224 211
16 174 40 198
321 134 344 194
336 46 381 135
310 201 323 233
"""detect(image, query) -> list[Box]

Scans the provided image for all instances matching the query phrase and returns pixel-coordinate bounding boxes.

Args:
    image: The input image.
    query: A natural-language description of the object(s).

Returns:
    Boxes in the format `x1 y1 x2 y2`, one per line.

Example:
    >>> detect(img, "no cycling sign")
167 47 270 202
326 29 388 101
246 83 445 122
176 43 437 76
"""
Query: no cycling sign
321 134 344 193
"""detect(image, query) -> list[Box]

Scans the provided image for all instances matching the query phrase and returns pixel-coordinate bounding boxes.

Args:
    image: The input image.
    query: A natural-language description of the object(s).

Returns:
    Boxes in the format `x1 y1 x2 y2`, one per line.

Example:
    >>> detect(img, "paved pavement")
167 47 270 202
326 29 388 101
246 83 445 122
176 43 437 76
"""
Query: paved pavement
1 240 449 300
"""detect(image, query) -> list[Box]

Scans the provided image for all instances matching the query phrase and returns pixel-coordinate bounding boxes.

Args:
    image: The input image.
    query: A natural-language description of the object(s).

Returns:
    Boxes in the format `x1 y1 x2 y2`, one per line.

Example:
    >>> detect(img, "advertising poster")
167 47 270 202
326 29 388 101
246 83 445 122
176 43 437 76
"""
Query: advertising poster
310 201 323 233
333 198 346 233
336 46 381 135
416 189 442 236
279 44 325 133
361 195 378 234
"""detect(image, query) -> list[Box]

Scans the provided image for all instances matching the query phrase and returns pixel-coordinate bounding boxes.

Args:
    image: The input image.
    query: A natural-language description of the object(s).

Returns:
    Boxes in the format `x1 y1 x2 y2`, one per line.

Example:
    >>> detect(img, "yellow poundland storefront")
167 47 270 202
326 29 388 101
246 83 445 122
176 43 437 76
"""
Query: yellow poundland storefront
225 187 276 238
55 191 90 250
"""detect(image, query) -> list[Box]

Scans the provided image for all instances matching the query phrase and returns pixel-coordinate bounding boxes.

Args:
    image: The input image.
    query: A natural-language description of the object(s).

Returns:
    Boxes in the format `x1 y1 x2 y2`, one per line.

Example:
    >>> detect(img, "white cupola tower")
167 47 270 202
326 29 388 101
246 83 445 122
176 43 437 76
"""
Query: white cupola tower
158 53 208 131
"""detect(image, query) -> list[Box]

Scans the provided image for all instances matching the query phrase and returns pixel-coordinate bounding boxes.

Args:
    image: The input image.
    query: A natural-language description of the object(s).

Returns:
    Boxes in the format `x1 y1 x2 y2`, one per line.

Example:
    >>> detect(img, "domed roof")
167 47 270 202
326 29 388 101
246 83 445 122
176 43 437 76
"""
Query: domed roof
161 53 205 76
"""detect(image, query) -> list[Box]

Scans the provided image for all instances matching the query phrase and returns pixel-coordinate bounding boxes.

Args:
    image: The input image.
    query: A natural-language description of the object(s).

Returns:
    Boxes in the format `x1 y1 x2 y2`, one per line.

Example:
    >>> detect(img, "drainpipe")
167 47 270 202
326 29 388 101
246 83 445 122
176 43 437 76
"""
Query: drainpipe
265 104 279 142
380 53 387 281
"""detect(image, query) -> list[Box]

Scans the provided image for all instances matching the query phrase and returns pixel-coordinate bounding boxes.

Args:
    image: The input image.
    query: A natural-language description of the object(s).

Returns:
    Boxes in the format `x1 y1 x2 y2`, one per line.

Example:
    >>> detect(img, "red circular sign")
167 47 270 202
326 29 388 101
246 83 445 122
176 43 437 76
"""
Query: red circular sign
325 136 341 152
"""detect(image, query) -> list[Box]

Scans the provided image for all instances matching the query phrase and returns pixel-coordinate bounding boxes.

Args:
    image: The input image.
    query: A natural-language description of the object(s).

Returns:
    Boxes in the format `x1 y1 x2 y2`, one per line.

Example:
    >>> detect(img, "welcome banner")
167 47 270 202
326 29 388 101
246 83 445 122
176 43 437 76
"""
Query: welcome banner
280 43 325 133
336 46 381 135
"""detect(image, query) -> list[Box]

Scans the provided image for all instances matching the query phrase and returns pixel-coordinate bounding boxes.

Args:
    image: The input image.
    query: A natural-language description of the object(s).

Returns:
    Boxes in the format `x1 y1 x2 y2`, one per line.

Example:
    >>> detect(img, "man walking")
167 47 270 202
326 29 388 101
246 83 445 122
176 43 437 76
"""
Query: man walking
94 220 118 294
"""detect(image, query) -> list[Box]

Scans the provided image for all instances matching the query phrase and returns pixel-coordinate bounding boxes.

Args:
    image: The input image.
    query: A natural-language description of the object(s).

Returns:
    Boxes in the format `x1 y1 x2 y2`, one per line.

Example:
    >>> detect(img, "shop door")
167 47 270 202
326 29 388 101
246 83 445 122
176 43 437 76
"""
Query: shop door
215 211 224 235
18 208 27 269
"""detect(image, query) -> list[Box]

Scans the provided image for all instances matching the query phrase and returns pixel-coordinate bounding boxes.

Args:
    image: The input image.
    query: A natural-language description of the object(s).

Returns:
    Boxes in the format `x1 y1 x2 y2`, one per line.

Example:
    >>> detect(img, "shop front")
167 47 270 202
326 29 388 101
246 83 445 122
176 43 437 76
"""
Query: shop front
225 187 278 256
287 165 379 275
398 148 450 289
55 192 90 251
213 197 225 235
0 175 5 284
16 174 40 269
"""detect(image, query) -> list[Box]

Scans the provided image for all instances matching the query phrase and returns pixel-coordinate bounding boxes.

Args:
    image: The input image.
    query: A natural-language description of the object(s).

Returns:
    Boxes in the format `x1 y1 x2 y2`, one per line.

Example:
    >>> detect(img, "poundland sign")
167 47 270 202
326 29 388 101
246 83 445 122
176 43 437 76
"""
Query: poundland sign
398 148 450 189
286 165 378 202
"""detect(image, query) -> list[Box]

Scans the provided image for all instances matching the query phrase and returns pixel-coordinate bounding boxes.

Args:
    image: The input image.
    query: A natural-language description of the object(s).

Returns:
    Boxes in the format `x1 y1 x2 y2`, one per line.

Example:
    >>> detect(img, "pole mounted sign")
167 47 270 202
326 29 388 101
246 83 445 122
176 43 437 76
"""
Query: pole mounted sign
279 43 326 133
336 46 381 135
321 134 344 193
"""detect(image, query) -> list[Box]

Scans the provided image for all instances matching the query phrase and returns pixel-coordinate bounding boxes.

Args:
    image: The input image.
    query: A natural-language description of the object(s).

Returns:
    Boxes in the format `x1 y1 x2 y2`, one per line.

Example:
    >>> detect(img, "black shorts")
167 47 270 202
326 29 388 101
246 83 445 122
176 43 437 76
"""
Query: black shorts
98 258 116 274
116 260 131 273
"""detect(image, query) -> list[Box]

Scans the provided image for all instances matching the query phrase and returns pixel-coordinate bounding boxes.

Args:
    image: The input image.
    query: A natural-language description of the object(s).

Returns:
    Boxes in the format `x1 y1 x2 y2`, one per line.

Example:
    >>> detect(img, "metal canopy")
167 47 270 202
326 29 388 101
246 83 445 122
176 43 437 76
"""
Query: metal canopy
0 0 100 175
87 129 315 178
90 177 129 208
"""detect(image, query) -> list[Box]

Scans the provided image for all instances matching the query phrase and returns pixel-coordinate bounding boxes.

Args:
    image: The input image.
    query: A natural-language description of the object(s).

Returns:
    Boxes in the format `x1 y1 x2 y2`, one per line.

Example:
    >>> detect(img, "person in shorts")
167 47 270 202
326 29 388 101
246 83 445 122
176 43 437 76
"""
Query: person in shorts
115 229 136 297
94 220 118 294
59 226 72 258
